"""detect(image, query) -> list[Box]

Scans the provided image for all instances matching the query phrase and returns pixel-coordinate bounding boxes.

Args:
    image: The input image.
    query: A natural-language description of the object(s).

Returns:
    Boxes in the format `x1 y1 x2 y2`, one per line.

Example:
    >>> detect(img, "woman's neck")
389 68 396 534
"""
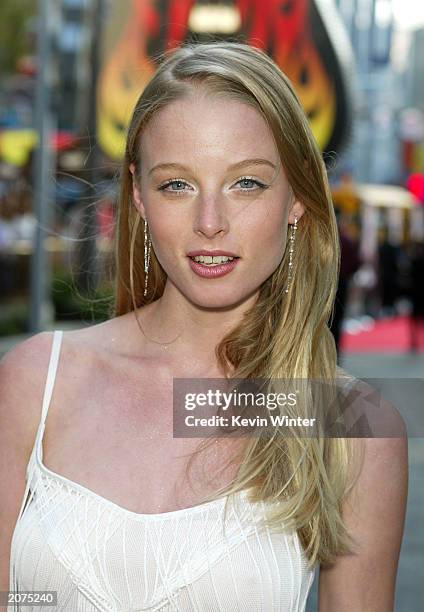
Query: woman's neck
132 282 257 371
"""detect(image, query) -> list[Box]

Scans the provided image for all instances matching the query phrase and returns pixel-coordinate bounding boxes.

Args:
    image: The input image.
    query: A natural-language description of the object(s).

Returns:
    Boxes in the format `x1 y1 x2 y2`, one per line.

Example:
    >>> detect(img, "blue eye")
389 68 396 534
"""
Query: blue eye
237 177 267 191
158 179 189 192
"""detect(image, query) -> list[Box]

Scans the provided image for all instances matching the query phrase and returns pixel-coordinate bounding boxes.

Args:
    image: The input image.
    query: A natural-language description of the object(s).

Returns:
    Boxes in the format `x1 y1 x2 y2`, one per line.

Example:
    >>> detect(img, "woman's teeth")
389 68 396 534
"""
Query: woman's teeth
191 255 235 265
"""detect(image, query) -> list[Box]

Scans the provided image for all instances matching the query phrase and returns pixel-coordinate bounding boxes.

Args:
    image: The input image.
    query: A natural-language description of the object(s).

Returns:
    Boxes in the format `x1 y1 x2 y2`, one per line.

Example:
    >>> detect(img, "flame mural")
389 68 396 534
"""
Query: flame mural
97 0 354 161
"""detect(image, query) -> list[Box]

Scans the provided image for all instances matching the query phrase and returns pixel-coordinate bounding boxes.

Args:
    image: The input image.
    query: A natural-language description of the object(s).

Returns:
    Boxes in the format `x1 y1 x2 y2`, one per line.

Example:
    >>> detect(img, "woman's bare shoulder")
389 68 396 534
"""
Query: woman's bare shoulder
0 320 117 416
0 331 53 413
0 319 121 436
0 331 61 467
334 364 407 438
1 312 146 422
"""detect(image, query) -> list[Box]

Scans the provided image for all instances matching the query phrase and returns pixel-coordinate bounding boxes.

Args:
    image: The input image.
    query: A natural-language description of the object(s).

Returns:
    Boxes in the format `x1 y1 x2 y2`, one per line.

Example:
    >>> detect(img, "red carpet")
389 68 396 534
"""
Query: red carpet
340 315 424 353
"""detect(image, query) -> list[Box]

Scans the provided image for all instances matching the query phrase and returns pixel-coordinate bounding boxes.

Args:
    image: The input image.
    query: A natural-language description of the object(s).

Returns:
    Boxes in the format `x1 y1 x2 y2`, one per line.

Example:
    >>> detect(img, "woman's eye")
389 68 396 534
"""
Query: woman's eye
158 179 191 193
236 178 267 191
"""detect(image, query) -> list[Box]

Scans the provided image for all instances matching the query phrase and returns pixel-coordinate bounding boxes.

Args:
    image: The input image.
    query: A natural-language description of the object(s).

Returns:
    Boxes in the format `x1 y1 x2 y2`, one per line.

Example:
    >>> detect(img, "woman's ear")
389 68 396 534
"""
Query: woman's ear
129 163 146 220
288 198 306 224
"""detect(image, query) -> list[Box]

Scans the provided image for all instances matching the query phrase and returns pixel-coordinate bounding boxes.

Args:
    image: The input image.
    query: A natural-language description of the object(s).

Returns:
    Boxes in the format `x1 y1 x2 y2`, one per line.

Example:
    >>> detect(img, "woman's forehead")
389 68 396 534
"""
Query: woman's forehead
145 92 270 131
139 95 280 168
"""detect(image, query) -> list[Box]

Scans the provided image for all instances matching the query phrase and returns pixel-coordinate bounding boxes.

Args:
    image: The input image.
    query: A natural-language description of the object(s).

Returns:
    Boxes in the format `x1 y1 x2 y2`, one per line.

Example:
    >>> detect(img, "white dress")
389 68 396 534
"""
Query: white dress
8 330 316 611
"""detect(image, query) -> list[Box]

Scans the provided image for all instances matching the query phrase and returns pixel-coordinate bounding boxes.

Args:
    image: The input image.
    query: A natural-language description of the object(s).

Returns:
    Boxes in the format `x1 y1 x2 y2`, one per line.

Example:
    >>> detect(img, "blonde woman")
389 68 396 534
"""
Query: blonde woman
1 42 407 611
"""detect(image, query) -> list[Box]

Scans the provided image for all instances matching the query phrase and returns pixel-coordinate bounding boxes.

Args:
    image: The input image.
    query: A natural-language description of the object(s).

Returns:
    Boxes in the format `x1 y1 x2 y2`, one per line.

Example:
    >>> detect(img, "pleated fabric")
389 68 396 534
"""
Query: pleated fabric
8 330 316 611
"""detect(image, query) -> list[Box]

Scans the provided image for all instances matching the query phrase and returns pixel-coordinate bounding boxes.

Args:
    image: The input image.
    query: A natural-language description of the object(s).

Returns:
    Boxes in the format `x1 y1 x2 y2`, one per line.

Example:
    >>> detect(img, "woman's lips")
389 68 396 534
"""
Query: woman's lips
187 256 240 278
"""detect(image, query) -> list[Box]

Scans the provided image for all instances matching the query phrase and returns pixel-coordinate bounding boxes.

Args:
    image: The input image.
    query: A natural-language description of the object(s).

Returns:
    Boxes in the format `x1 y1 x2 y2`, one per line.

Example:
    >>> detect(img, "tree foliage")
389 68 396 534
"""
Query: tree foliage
0 0 36 76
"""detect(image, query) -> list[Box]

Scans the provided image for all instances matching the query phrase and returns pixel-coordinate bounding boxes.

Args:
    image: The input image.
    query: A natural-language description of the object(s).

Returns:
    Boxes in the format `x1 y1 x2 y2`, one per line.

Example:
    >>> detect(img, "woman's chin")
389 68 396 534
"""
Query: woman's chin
186 288 258 311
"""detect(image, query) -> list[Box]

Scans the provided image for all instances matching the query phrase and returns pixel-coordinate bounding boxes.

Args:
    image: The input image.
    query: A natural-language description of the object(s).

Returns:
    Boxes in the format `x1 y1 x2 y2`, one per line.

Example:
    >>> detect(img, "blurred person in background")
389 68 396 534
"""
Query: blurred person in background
329 208 361 355
408 239 424 352
377 225 402 317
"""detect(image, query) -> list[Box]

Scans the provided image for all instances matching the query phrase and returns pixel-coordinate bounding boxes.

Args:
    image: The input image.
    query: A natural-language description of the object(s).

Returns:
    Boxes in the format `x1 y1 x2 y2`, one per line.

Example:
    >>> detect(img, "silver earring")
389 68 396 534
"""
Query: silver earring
285 214 298 294
144 219 151 297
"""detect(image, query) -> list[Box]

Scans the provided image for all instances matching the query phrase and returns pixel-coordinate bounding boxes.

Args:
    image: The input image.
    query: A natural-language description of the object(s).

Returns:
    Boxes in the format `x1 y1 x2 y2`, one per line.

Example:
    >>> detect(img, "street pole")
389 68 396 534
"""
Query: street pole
75 0 103 295
29 0 55 332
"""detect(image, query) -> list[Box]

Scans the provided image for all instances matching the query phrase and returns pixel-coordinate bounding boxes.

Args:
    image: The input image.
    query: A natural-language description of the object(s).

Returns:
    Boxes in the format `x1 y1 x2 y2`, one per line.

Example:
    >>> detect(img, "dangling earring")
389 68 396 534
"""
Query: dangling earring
285 214 298 294
144 218 151 297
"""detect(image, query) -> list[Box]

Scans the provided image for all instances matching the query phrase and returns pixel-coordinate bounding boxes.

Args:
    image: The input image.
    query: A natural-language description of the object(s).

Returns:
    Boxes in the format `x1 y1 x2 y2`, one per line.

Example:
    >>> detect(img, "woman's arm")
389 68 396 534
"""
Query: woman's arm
318 435 408 611
0 333 50 611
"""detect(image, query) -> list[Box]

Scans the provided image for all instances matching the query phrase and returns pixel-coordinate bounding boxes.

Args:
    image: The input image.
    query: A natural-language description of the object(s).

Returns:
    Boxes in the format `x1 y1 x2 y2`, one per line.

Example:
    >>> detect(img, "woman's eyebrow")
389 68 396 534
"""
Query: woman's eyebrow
148 158 277 176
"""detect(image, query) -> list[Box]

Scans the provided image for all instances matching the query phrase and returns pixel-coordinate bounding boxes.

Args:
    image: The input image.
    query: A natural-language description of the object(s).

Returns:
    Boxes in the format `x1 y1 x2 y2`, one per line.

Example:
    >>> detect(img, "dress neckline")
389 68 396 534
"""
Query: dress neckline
34 437 247 521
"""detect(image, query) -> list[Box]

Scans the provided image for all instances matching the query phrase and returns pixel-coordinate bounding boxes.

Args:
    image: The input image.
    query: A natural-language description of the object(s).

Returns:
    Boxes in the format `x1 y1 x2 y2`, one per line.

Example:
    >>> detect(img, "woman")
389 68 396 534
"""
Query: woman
1 41 407 611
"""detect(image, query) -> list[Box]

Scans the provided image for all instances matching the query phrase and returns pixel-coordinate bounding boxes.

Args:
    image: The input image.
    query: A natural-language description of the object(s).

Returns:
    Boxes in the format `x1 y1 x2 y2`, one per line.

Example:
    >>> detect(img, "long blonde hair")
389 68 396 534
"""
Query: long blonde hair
112 41 361 568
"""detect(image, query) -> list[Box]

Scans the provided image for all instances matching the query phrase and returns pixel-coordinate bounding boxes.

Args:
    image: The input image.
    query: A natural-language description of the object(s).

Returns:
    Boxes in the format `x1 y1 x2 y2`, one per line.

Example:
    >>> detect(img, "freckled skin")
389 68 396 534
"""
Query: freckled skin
131 89 305 312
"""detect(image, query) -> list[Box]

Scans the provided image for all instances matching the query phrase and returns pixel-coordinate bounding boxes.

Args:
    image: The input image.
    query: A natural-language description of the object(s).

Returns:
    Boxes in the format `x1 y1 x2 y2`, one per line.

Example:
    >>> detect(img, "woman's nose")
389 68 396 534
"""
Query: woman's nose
193 194 230 238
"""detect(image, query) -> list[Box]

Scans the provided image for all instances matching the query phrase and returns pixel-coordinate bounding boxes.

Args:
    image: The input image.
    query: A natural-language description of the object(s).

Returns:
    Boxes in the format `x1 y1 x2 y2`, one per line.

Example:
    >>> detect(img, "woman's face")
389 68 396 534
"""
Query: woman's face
131 89 305 309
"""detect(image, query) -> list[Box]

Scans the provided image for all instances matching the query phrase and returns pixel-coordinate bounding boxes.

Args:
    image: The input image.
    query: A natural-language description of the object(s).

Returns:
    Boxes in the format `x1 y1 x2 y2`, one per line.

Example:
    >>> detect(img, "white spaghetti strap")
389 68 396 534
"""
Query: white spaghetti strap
40 329 63 428
13 330 63 528
29 329 63 469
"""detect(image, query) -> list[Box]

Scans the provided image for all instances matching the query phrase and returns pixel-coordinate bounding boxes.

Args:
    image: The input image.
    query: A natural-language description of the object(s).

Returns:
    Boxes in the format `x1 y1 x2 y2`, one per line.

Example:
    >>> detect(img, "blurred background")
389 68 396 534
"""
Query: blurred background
0 1 422 610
